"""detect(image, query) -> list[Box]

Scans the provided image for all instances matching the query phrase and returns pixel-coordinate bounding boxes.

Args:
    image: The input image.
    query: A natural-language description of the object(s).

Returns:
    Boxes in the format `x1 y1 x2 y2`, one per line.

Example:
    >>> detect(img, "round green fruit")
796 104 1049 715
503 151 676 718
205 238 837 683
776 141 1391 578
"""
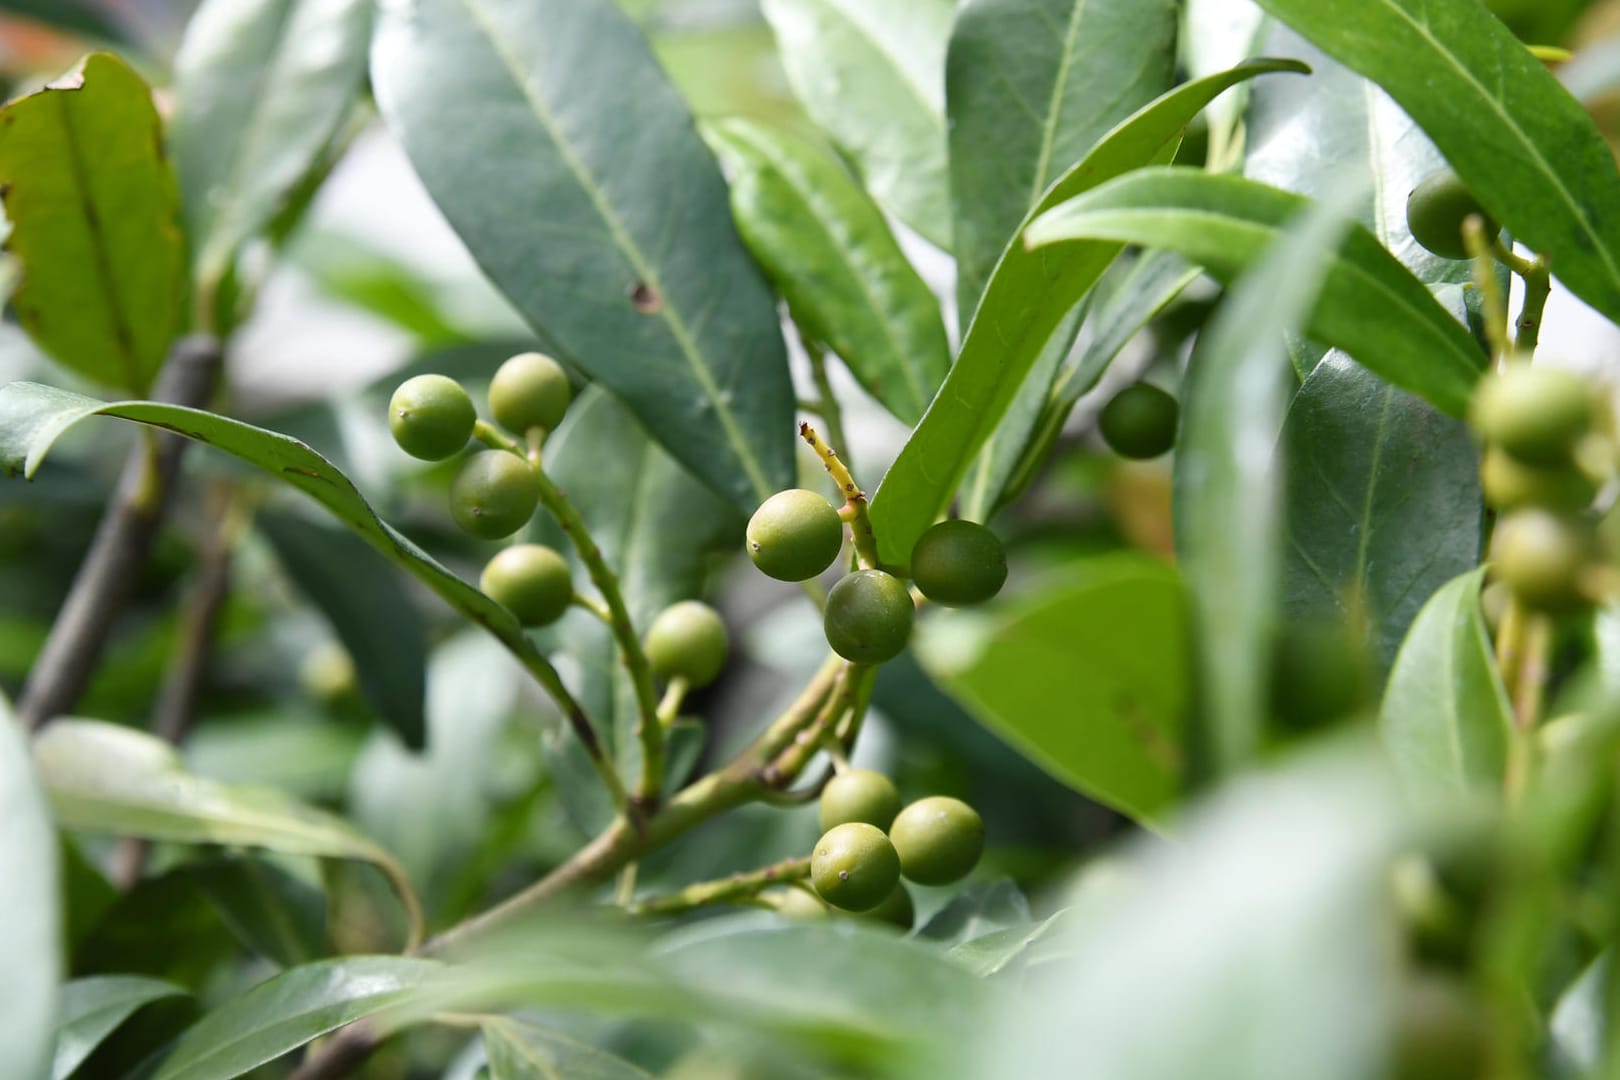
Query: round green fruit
747 489 844 582
810 822 901 912
761 887 827 919
1470 366 1593 465
819 768 902 832
480 544 572 627
389 374 475 461
450 452 540 540
489 352 572 435
909 519 1007 607
1406 170 1499 260
1099 382 1179 460
1489 509 1593 613
889 796 984 886
824 570 914 664
1268 618 1373 732
862 882 914 931
644 600 728 688
1479 446 1596 512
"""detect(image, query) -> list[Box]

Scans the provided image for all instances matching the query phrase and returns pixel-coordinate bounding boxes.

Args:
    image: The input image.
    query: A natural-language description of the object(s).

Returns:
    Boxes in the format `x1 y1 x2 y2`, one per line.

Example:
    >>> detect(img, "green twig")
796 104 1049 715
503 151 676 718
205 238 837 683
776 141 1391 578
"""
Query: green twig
799 422 880 571
627 855 812 917
1465 217 1509 361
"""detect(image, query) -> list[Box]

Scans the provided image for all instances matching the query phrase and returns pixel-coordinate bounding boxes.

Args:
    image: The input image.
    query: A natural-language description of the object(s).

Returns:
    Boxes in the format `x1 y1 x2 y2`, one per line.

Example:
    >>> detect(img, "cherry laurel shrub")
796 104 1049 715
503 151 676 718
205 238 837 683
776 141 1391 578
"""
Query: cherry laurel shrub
2 0 1620 1077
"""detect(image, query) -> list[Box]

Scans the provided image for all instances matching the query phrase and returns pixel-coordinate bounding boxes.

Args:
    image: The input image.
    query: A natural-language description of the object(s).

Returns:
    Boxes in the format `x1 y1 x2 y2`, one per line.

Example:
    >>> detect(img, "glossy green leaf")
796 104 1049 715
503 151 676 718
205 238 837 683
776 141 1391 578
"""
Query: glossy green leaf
1251 0 1620 324
949 906 1076 978
869 59 1309 567
0 381 583 765
372 0 793 511
33 719 421 942
0 53 184 394
947 0 1178 318
916 554 1188 824
762 0 954 248
51 976 187 1080
259 510 428 749
1173 179 1359 777
170 0 373 285
152 957 448 1080
1379 567 1511 797
1026 168 1484 417
0 698 59 1080
916 880 1030 947
703 118 949 425
483 1019 654 1080
187 856 327 968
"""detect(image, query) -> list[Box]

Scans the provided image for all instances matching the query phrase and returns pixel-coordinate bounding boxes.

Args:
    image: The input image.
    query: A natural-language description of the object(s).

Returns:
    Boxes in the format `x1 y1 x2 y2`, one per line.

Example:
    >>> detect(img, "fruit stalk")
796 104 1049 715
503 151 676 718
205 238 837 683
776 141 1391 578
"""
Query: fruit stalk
626 855 812 916
799 421 880 570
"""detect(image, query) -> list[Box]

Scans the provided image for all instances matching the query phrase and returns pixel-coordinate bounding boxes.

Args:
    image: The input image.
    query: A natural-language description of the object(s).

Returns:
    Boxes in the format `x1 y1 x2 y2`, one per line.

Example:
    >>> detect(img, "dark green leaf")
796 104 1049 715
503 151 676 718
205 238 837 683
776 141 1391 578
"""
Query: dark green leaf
51 976 187 1080
868 59 1309 567
0 697 59 1080
1281 354 1482 671
946 0 1178 319
1379 567 1511 797
703 118 949 425
1172 178 1359 777
0 53 184 394
762 0 955 248
482 1019 655 1080
0 0 133 42
371 0 793 511
1251 0 1620 324
1026 168 1484 417
187 856 328 968
259 510 428 749
170 0 373 285
916 554 1187 824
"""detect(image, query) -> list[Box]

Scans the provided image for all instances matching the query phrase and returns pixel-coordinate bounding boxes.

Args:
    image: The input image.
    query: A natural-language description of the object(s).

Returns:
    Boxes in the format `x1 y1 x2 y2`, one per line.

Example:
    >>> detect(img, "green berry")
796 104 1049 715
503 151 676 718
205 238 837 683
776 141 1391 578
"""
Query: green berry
1406 170 1498 260
824 570 914 664
819 769 902 832
450 451 540 540
1392 974 1489 1080
480 544 572 627
810 822 901 912
1268 618 1373 732
489 352 572 435
1470 366 1593 465
761 888 828 919
1478 446 1596 512
861 882 914 931
1099 383 1179 460
910 520 1007 607
644 600 728 688
1489 509 1592 613
888 796 983 886
389 374 476 461
747 489 844 582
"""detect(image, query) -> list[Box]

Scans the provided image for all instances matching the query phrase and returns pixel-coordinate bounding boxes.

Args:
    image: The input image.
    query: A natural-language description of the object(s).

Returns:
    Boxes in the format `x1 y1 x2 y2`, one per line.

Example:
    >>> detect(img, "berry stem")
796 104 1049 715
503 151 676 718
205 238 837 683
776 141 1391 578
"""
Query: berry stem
570 593 614 624
472 419 523 455
625 855 813 916
1464 216 1509 362
657 677 688 729
763 664 874 787
1516 259 1551 358
799 422 881 571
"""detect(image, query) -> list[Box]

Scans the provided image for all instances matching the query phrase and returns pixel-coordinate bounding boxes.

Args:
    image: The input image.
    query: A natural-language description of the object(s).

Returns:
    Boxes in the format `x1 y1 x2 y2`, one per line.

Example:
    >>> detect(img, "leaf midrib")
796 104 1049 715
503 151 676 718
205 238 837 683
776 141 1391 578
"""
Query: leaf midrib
811 0 942 126
1028 0 1092 207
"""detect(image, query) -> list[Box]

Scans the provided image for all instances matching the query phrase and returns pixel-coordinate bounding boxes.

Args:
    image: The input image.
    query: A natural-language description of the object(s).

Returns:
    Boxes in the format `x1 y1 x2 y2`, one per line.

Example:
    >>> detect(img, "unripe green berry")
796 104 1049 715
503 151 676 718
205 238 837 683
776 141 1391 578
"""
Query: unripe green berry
489 352 572 435
1406 170 1499 260
761 887 828 919
389 374 476 461
889 796 983 886
644 600 728 688
450 451 540 540
811 822 901 912
819 768 901 832
1099 383 1179 460
1489 509 1593 613
824 570 914 664
1479 446 1596 512
1470 366 1593 465
861 882 914 930
480 544 572 627
747 489 843 581
910 520 1007 607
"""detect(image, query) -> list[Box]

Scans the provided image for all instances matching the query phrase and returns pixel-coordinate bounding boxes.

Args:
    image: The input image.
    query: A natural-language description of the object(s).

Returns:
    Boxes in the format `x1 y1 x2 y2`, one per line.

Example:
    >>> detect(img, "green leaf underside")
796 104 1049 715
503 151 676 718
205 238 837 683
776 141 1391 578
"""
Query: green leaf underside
0 699 59 1080
259 511 428 749
170 0 374 283
372 0 793 511
703 118 949 425
482 1019 655 1079
0 52 184 394
1252 0 1620 325
1026 168 1483 417
762 0 955 249
869 59 1309 567
919 554 1187 825
52 975 188 1080
1378 567 1511 796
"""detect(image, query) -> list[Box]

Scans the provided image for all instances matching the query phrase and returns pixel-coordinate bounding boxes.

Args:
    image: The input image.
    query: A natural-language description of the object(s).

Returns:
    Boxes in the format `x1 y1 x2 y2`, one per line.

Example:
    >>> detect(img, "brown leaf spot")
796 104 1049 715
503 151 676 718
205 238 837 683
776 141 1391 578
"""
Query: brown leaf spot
629 281 663 314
